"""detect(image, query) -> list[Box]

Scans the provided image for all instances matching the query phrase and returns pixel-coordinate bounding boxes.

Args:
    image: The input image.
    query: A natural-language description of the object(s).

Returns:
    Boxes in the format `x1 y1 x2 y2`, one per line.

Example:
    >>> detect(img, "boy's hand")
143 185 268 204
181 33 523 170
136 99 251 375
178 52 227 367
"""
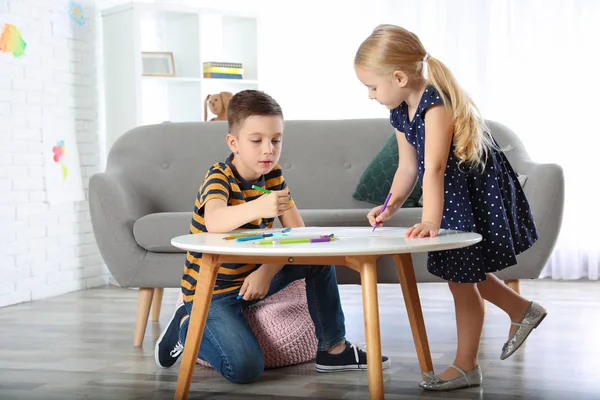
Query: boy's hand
367 203 397 227
238 267 274 301
254 190 289 218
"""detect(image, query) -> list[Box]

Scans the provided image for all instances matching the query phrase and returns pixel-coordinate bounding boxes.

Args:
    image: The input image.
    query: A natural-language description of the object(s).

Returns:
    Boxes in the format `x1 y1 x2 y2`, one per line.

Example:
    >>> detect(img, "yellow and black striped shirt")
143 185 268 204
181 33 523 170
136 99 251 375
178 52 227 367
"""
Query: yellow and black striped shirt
181 154 295 303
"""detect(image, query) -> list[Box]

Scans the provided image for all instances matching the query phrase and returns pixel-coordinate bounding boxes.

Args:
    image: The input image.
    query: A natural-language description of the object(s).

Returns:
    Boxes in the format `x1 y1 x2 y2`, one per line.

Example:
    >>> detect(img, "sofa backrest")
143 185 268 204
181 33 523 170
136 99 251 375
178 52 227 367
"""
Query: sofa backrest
485 120 531 172
106 118 530 213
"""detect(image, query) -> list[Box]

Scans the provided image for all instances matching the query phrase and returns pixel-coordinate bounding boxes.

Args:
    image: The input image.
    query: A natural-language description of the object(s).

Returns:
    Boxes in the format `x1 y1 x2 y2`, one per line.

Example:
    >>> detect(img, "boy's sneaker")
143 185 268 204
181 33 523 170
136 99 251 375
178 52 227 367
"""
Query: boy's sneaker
315 341 391 372
154 302 187 368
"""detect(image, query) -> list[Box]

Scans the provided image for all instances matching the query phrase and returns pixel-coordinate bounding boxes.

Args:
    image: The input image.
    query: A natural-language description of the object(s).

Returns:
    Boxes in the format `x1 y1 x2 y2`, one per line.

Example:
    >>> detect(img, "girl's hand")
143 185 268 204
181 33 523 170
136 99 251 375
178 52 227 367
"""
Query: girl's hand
405 222 439 238
367 203 398 227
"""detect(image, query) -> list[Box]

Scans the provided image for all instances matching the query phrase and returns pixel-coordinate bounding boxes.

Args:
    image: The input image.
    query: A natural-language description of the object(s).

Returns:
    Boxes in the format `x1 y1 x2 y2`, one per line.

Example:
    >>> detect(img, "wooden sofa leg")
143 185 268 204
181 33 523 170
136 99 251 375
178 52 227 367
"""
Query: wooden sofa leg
505 279 520 295
134 288 154 347
151 288 164 322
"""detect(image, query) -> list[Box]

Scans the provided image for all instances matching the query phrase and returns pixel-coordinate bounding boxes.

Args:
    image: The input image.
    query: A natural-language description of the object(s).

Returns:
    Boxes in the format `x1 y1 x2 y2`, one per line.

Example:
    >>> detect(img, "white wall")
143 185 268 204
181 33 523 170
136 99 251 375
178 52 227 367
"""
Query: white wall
98 0 391 120
0 0 108 307
254 0 391 120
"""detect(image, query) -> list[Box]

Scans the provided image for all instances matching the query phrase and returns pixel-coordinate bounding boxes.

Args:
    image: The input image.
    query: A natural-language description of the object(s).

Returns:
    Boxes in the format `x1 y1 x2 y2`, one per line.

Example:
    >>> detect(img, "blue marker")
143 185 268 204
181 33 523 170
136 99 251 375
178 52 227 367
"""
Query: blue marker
235 235 264 242
282 228 291 233
236 295 243 300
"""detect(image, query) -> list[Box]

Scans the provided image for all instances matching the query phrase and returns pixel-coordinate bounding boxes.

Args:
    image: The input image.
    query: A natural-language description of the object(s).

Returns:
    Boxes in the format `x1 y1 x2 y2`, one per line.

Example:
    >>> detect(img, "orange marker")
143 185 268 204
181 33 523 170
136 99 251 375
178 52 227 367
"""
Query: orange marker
223 232 264 240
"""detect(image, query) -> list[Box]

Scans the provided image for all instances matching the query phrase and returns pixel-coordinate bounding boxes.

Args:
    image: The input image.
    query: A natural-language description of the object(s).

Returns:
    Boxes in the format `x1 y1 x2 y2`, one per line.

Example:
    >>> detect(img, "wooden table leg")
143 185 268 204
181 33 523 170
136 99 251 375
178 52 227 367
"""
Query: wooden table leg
351 255 385 400
151 288 164 322
393 254 433 377
174 254 220 400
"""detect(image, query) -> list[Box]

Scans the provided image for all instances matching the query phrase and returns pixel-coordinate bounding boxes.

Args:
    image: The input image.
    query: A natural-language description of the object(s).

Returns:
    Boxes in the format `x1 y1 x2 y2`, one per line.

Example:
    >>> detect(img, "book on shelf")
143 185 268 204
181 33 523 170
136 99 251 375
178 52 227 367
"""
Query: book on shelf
203 72 243 79
203 62 243 69
203 66 244 75
203 62 244 79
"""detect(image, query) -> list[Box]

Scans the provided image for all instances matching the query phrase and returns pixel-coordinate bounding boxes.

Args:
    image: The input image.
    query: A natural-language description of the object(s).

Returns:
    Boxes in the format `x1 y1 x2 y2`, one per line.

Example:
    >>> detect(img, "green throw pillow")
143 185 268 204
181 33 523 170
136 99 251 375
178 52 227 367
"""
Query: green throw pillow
353 133 422 207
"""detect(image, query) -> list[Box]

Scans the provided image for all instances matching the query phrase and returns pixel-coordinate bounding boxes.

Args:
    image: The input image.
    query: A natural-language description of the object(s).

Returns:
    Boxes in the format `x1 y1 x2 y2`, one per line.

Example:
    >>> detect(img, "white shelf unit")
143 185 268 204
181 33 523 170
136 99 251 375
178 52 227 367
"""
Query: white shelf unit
101 2 259 151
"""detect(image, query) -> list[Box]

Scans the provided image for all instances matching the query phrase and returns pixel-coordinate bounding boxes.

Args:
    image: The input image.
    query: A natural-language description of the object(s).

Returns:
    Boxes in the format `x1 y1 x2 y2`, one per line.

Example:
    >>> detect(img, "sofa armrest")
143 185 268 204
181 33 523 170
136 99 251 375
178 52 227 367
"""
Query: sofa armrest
497 162 565 280
89 172 152 287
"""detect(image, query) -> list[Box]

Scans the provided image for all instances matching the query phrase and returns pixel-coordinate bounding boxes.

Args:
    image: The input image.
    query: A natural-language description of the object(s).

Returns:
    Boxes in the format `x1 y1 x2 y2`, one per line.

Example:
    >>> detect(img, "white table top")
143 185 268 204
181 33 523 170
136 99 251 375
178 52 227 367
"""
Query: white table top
171 227 482 257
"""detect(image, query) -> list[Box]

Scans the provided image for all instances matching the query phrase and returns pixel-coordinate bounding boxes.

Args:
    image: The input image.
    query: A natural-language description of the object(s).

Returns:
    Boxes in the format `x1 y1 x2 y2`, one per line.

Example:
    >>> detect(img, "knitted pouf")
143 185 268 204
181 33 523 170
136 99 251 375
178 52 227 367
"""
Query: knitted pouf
176 279 318 369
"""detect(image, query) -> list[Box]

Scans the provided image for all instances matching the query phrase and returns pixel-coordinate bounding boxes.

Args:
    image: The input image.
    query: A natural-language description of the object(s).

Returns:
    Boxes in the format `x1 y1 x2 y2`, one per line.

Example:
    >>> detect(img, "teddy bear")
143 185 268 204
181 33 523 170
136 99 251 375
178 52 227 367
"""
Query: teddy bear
204 91 233 121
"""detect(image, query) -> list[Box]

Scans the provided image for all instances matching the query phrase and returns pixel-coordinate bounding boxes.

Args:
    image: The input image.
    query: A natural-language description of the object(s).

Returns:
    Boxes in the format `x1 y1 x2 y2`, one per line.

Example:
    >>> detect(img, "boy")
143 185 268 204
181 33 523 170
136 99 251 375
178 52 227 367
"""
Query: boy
155 90 390 383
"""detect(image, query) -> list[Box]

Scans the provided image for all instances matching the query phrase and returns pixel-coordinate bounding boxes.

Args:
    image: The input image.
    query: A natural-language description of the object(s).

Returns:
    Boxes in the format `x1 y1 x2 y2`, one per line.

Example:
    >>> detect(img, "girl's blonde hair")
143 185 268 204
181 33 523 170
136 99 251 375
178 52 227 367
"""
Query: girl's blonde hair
355 24 493 171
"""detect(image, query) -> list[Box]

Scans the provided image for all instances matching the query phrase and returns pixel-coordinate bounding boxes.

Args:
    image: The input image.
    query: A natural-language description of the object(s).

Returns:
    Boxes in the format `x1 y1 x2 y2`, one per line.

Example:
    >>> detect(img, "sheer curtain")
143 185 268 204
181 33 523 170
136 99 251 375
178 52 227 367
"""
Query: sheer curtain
385 0 600 279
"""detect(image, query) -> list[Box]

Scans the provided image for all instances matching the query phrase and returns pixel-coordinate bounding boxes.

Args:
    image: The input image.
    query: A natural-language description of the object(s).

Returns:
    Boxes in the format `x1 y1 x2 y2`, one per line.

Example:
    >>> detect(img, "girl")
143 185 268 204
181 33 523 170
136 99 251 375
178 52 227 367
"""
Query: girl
354 24 547 391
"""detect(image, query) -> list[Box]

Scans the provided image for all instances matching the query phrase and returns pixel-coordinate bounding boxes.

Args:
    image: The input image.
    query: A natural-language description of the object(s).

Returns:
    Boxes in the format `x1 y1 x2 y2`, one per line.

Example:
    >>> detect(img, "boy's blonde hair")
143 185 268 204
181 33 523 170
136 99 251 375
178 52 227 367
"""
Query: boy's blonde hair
355 24 493 171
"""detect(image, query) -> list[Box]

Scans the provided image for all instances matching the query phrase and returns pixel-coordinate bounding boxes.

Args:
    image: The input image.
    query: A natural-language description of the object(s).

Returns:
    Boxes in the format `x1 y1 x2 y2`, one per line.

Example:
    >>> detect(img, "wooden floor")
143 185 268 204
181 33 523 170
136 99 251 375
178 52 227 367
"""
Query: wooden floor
0 280 599 400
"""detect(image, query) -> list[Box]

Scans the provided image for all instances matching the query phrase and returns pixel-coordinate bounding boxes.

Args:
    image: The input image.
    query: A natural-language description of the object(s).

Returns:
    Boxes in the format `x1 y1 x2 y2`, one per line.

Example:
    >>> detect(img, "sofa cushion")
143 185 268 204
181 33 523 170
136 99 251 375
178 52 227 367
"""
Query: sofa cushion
133 212 191 252
352 133 422 207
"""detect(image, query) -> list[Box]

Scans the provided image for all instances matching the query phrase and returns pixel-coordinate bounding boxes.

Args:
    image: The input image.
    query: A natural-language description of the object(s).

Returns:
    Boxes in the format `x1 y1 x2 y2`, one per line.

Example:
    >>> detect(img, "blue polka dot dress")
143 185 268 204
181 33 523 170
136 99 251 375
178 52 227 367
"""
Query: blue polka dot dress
390 86 538 283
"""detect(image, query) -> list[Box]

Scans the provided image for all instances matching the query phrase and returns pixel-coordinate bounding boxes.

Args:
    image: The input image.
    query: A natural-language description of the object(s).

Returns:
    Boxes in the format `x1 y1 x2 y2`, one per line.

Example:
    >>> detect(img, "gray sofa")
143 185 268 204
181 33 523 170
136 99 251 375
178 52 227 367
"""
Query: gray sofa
89 118 564 346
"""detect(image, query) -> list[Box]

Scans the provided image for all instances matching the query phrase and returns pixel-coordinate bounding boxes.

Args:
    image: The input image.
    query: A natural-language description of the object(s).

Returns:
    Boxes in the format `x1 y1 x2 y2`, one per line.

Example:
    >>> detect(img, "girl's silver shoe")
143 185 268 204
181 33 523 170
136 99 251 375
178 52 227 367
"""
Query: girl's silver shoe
501 301 547 360
418 364 482 391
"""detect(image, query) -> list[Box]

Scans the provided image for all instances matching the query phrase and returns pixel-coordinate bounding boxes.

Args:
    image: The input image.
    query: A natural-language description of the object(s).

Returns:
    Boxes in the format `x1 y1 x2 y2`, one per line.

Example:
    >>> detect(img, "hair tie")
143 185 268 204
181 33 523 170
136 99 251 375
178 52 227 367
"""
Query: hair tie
422 53 430 79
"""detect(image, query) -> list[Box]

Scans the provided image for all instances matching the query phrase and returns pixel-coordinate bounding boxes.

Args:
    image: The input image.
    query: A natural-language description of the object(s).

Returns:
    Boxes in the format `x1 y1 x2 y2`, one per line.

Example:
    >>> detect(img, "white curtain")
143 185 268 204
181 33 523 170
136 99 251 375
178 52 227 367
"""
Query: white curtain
383 0 600 279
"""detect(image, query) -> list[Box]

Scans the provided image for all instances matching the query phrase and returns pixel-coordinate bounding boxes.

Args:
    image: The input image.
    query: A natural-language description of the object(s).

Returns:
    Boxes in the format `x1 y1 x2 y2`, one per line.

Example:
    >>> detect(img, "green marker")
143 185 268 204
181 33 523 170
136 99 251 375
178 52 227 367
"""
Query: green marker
252 185 271 194
258 237 335 245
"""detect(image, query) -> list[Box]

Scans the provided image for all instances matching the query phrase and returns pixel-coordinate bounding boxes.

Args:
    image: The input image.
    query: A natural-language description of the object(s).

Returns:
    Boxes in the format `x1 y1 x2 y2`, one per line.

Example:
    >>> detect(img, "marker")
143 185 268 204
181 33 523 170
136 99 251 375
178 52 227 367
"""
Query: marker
258 237 336 245
224 232 265 240
253 185 292 200
236 295 243 300
252 185 271 194
235 235 264 242
373 192 392 232
224 229 291 241
257 234 332 243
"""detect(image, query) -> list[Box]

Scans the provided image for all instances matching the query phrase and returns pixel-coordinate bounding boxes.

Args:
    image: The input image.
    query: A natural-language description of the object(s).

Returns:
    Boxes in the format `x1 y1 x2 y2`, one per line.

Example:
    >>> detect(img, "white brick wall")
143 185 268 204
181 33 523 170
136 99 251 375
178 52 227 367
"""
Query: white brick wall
0 0 110 308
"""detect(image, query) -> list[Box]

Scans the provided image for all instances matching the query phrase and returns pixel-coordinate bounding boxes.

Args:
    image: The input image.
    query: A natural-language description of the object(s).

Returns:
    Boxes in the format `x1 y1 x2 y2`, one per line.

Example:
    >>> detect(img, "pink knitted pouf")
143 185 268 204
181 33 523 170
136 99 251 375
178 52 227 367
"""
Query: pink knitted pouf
176 279 318 369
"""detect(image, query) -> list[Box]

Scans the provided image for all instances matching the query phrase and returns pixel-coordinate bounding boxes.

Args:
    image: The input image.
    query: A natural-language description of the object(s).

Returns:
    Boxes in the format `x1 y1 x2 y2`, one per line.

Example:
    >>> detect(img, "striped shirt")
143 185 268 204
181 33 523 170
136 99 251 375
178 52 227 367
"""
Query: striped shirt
181 154 295 303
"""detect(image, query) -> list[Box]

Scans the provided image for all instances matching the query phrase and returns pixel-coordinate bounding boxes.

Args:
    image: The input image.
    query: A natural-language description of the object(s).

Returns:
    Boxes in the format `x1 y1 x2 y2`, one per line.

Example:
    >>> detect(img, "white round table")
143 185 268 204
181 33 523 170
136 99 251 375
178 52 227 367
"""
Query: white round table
171 227 481 400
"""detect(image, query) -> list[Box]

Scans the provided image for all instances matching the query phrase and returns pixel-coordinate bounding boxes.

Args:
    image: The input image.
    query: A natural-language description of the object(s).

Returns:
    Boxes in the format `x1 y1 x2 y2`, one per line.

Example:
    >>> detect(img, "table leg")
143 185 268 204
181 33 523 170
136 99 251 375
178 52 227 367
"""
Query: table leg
351 255 385 400
174 254 220 400
393 254 433 377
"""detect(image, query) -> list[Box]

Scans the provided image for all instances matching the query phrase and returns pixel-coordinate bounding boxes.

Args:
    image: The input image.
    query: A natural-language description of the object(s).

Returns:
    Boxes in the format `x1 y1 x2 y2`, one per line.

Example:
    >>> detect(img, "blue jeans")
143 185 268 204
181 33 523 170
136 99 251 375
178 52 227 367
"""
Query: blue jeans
179 264 346 384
